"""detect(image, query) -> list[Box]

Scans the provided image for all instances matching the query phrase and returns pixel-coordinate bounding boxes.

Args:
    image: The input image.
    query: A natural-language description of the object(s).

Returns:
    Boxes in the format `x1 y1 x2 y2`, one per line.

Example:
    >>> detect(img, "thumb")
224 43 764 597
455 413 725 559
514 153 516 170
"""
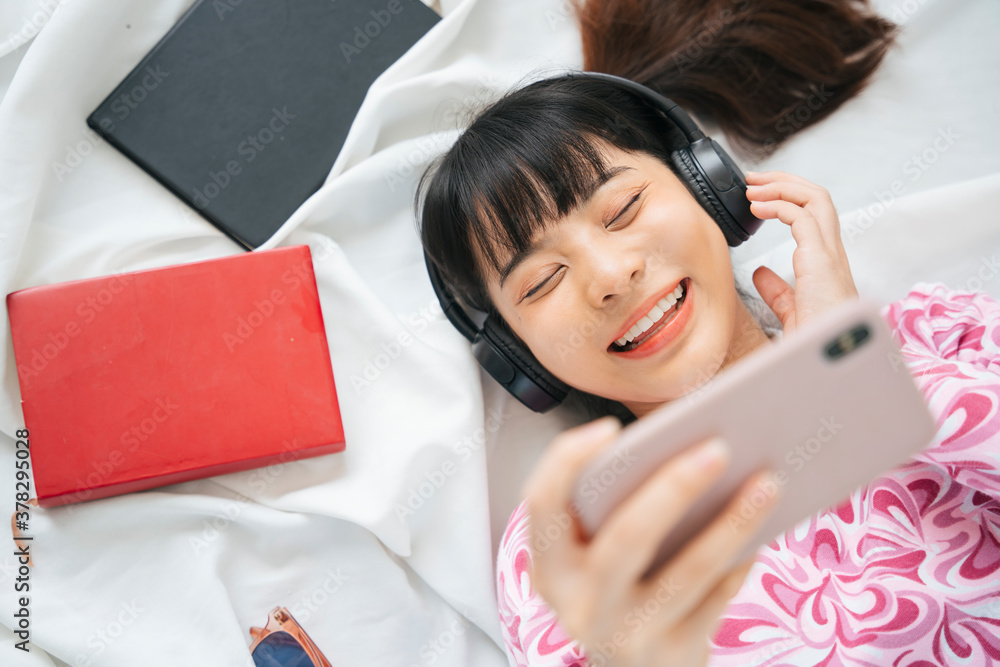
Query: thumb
752 266 795 332
521 416 622 505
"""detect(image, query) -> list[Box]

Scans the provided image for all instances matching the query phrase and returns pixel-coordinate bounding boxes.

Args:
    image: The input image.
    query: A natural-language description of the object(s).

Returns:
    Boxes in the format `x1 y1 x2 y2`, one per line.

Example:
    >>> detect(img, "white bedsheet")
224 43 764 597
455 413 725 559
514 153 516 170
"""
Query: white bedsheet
0 0 997 665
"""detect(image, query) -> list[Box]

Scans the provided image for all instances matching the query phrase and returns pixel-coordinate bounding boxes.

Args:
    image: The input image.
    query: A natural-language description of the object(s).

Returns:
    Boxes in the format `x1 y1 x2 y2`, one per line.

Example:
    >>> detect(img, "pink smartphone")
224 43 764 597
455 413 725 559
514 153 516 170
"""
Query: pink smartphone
571 297 937 573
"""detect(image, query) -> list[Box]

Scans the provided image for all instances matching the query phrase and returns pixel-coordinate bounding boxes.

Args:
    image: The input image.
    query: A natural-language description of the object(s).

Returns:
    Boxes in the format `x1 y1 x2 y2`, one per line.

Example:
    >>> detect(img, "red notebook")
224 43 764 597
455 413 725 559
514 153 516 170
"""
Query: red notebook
7 245 345 507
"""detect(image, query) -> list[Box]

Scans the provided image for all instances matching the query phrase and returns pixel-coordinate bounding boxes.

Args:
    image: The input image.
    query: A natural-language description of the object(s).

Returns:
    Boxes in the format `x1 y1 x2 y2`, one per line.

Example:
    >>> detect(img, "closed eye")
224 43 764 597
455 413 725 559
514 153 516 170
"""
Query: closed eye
520 266 564 303
606 187 646 228
519 186 646 303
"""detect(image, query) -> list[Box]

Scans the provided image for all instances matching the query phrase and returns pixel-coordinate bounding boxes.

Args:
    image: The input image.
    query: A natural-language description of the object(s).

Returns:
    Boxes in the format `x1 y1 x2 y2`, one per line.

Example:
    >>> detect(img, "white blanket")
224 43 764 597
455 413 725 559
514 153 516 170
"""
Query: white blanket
0 0 998 665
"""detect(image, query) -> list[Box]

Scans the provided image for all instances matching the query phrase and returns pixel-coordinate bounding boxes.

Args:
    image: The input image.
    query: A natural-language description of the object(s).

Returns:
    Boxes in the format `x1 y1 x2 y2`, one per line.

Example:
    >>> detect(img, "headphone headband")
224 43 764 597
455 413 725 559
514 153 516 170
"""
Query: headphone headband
569 71 706 142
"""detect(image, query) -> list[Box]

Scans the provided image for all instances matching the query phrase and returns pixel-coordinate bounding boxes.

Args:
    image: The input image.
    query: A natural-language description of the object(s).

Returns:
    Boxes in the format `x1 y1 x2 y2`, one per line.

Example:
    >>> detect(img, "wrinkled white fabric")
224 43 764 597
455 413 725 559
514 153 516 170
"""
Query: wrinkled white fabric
0 0 997 665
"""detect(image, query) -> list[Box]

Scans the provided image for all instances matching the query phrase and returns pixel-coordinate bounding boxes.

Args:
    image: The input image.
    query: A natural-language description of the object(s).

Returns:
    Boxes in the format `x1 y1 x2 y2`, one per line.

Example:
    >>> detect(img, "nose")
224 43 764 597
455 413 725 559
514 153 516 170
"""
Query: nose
583 244 645 308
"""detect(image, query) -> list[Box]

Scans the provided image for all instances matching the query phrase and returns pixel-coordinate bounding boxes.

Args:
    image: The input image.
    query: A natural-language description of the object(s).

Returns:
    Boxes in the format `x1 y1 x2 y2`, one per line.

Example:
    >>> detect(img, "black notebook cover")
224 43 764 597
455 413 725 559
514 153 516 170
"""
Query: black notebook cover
87 0 440 249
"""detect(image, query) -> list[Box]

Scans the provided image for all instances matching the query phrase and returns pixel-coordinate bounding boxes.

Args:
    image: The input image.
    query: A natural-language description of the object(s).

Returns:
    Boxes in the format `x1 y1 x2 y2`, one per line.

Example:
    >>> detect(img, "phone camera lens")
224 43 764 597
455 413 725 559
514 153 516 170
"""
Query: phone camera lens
825 324 871 360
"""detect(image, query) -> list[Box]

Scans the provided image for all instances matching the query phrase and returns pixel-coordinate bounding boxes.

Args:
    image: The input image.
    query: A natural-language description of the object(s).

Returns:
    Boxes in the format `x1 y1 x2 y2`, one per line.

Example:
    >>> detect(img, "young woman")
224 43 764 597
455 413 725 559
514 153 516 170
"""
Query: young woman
417 4 1000 665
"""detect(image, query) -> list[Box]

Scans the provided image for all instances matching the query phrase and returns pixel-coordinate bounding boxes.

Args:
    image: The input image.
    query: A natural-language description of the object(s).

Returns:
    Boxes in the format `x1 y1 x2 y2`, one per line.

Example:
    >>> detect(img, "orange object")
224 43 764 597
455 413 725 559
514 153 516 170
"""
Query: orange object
7 245 345 507
249 606 332 666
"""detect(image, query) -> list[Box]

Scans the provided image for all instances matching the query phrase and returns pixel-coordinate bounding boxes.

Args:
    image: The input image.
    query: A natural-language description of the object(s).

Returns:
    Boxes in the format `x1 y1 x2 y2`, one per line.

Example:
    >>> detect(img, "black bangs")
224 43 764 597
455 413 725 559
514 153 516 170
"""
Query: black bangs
417 75 686 312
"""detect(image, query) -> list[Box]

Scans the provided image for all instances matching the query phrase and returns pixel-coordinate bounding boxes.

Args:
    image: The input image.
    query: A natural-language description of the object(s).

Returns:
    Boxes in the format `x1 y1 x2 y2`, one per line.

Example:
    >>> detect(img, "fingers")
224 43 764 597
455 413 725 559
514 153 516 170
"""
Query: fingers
675 558 757 644
745 177 825 208
644 471 781 628
745 170 860 330
752 266 796 331
745 170 815 188
586 437 731 591
524 416 622 580
748 199 829 251
745 172 842 251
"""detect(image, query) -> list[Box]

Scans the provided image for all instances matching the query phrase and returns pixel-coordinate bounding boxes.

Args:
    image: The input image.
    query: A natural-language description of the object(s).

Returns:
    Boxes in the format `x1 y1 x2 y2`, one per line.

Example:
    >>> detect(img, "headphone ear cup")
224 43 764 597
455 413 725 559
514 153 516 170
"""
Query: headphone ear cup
475 314 569 412
671 146 748 247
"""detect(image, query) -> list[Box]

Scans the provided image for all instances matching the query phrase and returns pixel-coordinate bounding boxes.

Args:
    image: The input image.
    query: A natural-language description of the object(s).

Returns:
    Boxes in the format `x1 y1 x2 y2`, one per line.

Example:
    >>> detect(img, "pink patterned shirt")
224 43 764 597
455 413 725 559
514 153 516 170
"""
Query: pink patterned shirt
496 284 1000 666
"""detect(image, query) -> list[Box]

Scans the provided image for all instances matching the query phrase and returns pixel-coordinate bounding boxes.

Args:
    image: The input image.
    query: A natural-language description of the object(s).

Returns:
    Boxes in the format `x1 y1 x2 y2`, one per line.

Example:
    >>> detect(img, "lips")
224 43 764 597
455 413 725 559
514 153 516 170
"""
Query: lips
608 278 693 358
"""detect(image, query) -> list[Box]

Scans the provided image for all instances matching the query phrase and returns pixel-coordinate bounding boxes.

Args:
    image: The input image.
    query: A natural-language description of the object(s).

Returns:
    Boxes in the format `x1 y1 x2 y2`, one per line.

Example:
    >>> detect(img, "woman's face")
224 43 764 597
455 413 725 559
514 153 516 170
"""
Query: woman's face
480 145 760 417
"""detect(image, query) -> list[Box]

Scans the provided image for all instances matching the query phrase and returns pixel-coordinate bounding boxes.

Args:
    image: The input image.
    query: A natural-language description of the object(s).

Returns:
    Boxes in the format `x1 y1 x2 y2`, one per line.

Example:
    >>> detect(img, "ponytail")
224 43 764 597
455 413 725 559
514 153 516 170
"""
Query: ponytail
575 0 897 156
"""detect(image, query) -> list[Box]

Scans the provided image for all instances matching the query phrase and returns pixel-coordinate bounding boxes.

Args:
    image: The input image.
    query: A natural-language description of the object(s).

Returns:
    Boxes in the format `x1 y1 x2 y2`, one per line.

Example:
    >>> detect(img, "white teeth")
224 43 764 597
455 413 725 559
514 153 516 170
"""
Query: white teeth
614 282 686 347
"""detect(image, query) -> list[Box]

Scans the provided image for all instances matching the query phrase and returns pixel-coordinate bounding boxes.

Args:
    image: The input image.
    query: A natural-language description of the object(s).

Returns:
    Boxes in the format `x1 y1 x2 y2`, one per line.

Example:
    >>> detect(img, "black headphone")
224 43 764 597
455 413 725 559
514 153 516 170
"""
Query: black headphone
424 72 765 413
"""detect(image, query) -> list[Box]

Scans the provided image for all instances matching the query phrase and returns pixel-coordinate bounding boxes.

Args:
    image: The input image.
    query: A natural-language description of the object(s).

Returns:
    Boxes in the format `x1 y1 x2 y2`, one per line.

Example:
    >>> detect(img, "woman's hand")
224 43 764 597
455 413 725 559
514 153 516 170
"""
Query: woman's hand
523 416 779 667
745 171 859 333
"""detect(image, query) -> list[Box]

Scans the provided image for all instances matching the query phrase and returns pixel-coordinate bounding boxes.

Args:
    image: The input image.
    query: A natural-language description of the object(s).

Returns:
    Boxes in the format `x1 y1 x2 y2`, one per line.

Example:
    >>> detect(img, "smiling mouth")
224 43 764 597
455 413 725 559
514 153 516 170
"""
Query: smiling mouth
608 279 690 353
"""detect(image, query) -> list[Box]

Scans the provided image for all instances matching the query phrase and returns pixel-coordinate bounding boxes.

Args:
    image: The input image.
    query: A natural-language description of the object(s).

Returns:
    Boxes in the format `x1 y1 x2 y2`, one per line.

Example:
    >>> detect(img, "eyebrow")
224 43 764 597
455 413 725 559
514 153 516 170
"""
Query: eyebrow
498 165 635 289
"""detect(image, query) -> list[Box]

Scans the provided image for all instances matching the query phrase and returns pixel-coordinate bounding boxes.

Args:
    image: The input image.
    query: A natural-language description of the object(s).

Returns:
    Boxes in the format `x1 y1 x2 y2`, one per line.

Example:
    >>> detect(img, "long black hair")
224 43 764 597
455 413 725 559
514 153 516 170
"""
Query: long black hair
578 0 897 157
